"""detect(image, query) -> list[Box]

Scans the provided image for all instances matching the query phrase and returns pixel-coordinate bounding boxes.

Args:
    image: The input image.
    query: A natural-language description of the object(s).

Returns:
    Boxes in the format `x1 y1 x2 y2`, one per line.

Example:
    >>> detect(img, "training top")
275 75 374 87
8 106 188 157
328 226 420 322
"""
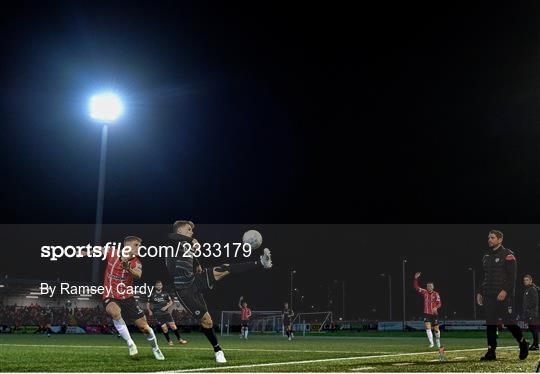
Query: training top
479 245 517 297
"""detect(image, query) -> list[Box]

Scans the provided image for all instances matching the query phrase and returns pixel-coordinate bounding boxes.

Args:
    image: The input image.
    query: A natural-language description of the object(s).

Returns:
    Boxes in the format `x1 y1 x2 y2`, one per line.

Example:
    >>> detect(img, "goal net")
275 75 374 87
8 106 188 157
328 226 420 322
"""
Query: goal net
220 310 283 336
291 311 333 333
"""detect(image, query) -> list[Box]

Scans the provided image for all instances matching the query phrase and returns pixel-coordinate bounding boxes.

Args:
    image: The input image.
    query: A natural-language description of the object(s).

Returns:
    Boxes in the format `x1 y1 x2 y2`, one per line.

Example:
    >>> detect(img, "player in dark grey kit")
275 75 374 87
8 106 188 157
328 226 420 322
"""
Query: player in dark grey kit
146 280 187 346
476 230 529 361
166 220 273 363
283 302 294 341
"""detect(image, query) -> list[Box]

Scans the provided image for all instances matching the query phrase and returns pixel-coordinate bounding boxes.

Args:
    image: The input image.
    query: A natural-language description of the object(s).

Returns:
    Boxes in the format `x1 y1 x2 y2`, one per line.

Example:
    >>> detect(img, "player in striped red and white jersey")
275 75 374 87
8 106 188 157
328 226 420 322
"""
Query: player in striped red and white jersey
414 272 442 349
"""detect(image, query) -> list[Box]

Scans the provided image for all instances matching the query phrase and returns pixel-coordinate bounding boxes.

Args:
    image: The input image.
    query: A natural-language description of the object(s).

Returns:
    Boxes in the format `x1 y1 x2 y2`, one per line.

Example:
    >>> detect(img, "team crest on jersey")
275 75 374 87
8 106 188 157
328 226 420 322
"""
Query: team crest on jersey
195 310 200 316
507 306 512 314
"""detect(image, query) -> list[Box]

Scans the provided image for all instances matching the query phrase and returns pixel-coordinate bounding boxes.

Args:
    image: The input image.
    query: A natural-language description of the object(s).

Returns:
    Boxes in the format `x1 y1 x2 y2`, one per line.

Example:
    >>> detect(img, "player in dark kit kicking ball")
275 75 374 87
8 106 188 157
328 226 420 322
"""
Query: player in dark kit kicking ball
166 220 273 363
477 230 528 361
146 280 187 346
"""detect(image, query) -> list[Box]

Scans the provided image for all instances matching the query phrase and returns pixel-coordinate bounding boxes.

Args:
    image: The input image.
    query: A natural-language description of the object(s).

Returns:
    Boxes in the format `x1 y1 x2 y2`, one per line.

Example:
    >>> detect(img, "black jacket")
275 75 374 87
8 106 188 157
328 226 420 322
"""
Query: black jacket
479 245 517 297
523 284 539 320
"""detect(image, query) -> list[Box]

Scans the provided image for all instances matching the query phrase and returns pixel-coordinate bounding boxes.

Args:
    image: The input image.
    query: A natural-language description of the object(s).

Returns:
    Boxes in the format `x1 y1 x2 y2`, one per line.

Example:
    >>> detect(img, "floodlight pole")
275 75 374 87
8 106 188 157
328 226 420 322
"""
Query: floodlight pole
289 270 295 310
92 124 109 284
402 259 407 331
469 267 477 320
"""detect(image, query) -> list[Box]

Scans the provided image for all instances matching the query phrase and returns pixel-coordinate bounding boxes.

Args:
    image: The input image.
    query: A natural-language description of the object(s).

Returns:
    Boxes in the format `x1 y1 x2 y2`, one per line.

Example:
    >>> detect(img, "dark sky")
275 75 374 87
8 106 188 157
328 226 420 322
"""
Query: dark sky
2 2 540 222
1 3 540 320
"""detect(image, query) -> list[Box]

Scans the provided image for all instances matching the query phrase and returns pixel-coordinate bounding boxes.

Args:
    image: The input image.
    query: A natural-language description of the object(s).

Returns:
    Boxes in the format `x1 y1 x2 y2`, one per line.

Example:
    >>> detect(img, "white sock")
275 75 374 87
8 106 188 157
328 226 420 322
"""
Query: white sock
145 328 159 350
435 331 441 348
244 328 249 338
426 329 434 345
113 319 134 346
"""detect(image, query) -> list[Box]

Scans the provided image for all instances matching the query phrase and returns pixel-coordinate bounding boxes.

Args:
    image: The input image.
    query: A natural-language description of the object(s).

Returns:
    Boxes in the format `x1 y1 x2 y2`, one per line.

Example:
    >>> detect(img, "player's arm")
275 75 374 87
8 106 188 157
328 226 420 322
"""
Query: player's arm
146 301 153 316
123 260 142 279
499 252 517 300
161 295 174 312
413 272 425 294
79 246 103 257
239 296 243 310
168 232 197 244
527 286 539 319
247 308 252 318
477 260 487 305
435 293 442 310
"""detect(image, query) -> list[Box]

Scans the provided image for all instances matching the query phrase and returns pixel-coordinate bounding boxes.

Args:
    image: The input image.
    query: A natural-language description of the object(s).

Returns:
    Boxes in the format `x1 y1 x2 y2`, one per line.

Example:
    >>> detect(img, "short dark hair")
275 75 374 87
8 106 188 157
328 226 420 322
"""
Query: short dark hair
489 230 504 239
124 235 142 244
524 274 533 281
173 220 195 233
155 280 163 284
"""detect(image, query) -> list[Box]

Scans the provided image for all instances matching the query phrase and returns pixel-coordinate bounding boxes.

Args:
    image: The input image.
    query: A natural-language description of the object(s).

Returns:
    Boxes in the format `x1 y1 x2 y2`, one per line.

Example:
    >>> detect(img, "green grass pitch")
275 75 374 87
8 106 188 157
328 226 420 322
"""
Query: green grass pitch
0 331 538 372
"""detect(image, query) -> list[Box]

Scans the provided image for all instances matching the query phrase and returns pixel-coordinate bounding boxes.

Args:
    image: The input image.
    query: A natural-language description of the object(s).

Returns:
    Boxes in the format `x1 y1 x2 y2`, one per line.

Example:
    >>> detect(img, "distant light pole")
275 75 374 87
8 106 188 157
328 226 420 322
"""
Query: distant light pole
468 267 477 320
88 92 123 283
289 270 296 310
380 273 392 320
402 259 407 331
334 280 346 319
342 280 346 320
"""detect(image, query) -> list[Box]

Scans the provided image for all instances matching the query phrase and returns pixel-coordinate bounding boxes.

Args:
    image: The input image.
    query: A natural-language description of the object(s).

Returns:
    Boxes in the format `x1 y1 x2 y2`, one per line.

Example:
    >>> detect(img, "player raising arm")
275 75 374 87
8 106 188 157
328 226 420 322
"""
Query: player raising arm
238 296 252 340
414 272 442 348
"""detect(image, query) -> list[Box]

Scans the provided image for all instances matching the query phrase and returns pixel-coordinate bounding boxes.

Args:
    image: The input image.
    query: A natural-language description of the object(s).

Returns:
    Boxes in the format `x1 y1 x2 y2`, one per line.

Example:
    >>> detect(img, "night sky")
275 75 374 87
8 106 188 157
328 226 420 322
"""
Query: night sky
1 3 540 320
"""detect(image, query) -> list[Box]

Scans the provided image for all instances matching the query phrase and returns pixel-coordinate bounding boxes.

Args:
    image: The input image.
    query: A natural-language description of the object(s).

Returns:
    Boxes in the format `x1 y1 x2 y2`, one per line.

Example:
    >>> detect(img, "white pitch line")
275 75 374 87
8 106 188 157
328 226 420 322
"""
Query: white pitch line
453 356 466 360
351 367 375 371
165 346 519 372
0 343 391 355
392 362 414 366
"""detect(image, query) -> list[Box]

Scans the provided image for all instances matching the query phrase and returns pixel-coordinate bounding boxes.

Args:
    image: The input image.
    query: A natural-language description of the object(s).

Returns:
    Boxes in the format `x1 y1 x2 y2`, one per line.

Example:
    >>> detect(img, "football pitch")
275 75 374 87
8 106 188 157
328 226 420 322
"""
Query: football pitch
0 332 538 372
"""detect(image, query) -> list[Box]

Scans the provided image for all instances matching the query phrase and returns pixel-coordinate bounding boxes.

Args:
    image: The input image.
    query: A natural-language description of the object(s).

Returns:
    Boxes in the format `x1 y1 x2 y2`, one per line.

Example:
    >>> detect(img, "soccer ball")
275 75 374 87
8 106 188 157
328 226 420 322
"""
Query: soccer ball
242 230 262 250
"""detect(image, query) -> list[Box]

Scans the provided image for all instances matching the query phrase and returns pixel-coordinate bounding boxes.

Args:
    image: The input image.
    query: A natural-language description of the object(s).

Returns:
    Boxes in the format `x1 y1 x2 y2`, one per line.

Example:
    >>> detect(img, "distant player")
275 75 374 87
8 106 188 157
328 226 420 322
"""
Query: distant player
87 236 165 360
523 275 539 351
147 280 188 346
238 296 252 339
167 220 273 363
414 272 442 348
283 302 294 341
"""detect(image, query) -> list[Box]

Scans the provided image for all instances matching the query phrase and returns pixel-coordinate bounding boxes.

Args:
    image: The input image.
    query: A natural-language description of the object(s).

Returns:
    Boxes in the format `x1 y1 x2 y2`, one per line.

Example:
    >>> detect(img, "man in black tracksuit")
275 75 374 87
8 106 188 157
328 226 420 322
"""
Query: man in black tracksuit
476 230 529 361
523 274 539 350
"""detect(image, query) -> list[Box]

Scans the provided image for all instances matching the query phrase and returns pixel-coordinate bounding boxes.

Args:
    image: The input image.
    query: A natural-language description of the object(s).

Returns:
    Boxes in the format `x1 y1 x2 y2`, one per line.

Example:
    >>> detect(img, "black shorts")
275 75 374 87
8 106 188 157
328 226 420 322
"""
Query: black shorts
283 319 292 327
103 297 145 322
483 295 517 325
241 321 249 328
423 314 439 326
154 311 174 326
175 269 214 321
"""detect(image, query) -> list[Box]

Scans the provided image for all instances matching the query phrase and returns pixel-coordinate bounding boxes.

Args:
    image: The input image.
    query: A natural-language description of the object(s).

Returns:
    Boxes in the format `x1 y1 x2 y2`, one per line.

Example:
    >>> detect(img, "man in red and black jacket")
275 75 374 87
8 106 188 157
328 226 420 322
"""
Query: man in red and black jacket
477 229 528 361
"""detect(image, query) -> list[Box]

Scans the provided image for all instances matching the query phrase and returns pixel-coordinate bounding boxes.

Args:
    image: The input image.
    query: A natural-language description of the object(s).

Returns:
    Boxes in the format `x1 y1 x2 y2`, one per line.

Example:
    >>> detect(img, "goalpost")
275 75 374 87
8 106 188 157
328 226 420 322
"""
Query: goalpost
220 310 283 336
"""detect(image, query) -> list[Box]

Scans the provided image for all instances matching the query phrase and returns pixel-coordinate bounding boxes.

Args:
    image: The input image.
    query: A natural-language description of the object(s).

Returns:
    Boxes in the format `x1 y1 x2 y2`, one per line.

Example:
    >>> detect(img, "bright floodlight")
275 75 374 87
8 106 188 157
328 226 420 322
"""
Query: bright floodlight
89 92 123 122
